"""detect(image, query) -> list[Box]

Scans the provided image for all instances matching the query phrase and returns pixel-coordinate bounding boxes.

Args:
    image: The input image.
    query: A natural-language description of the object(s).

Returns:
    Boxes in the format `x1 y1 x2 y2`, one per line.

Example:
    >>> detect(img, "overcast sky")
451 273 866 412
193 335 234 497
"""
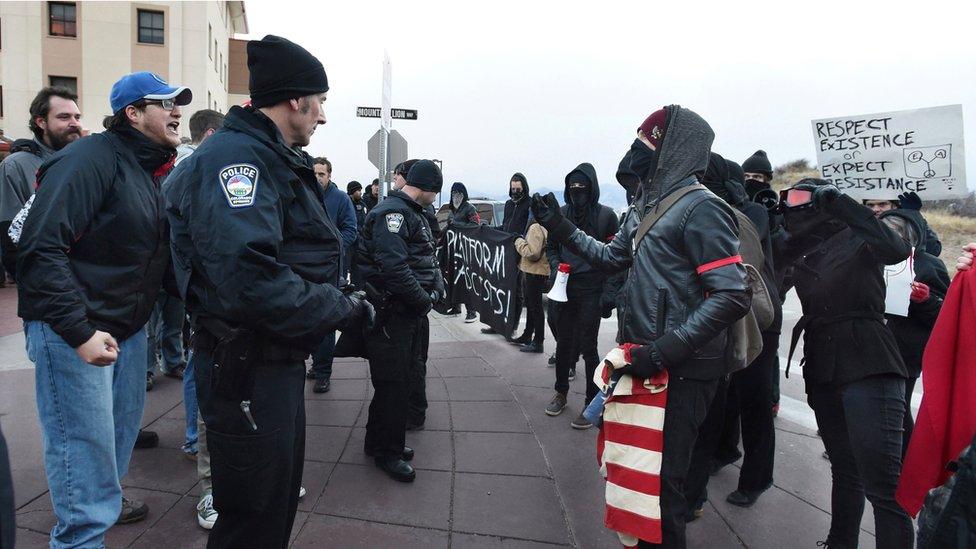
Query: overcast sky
241 0 976 207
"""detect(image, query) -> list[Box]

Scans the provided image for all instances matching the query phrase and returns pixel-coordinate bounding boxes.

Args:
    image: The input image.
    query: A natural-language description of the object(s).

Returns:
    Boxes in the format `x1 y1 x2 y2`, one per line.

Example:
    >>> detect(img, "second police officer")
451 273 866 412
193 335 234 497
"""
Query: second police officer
164 35 372 548
358 159 445 482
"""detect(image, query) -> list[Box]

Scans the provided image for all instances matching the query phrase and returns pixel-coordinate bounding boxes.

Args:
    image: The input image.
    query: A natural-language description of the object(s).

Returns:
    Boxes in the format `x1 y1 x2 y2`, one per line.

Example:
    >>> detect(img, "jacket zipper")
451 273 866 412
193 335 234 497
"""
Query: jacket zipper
240 400 258 431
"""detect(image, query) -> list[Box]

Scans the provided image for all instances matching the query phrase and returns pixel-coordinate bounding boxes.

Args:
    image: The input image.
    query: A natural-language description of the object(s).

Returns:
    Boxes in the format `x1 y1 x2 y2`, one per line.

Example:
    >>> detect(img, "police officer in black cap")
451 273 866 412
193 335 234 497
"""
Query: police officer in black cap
358 159 445 482
165 35 372 548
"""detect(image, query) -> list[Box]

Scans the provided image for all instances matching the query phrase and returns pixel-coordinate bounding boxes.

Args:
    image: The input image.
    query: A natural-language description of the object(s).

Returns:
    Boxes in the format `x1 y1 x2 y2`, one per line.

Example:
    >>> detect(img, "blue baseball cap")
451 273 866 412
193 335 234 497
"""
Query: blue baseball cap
109 71 192 114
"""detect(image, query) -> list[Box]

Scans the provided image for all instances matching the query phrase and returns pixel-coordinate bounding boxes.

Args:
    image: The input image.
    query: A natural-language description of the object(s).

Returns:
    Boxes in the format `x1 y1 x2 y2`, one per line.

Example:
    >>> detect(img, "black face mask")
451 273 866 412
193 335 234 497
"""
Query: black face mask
744 178 769 200
510 188 524 200
570 188 591 209
626 138 658 182
783 208 846 248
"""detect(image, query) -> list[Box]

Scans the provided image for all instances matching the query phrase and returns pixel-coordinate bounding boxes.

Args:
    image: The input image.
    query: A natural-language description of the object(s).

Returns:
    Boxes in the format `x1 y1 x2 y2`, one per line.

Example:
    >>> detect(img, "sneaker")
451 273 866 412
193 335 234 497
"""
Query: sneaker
685 503 705 522
313 379 331 393
306 369 317 380
571 413 593 430
465 312 478 323
519 343 544 353
146 371 155 392
196 494 217 530
298 486 307 499
568 369 576 381
548 353 556 367
117 496 149 524
480 326 496 334
545 393 568 416
135 429 159 449
510 333 532 345
162 364 185 380
181 442 198 461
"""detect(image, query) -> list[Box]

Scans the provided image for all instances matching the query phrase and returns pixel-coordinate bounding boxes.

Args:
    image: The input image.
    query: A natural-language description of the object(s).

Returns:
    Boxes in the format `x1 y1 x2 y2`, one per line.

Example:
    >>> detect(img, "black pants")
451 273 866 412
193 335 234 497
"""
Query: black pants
808 375 914 549
407 316 430 426
519 273 547 345
547 297 559 341
347 246 362 288
366 312 423 459
731 331 778 491
0 424 15 549
684 377 730 510
902 376 917 458
637 376 719 548
195 348 306 549
554 282 602 405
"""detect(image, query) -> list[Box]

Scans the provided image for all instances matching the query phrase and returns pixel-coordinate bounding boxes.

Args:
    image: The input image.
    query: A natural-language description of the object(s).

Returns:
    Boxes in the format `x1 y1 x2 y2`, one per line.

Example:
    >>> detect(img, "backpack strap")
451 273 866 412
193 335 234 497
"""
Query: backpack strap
634 183 706 250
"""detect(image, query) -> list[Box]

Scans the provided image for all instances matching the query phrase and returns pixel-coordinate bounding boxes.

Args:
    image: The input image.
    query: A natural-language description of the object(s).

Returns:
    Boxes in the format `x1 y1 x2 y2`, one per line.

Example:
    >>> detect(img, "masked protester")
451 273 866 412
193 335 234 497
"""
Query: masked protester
446 181 481 322
543 163 618 430
878 203 950 456
682 154 784 518
778 178 914 548
533 106 751 547
502 172 531 235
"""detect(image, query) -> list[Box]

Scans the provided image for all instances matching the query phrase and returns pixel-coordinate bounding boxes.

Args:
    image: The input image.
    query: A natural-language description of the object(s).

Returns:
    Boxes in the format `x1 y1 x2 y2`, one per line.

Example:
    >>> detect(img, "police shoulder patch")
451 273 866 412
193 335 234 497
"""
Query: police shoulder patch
385 213 404 233
218 163 259 208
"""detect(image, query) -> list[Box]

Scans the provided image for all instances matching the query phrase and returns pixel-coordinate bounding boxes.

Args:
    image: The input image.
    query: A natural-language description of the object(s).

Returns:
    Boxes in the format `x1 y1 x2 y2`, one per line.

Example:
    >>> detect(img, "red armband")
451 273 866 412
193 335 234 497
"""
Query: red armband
696 255 742 275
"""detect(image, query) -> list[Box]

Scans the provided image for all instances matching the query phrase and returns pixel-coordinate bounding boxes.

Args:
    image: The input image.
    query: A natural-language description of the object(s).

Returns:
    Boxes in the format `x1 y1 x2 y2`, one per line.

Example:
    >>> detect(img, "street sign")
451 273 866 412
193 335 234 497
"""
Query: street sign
368 129 407 172
356 107 419 120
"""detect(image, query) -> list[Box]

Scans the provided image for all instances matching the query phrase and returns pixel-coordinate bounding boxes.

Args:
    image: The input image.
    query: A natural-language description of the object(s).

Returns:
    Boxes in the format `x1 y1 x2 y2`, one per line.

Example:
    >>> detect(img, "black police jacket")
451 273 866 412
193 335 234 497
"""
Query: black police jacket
357 191 443 312
780 195 912 387
164 106 352 355
17 127 175 347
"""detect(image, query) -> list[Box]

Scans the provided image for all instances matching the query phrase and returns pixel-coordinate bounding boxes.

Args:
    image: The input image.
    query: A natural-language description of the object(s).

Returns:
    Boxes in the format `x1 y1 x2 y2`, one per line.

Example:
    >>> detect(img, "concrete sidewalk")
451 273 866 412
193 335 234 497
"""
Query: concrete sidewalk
1 283 883 548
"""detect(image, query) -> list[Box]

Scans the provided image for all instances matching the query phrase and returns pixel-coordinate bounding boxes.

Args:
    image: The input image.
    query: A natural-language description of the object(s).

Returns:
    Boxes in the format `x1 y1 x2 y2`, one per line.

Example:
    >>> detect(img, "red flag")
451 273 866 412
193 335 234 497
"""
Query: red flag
897 268 976 516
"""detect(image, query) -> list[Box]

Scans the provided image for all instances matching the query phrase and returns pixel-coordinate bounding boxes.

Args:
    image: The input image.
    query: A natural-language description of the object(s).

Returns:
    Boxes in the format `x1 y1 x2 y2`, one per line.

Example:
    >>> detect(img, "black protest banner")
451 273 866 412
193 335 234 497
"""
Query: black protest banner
438 225 522 337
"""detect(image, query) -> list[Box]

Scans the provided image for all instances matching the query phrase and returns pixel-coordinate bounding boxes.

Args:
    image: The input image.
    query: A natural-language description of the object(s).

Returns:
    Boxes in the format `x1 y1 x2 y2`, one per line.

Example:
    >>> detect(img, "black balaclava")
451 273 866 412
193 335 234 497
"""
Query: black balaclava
625 138 657 184
616 152 641 205
782 179 847 250
702 152 732 203
567 171 591 222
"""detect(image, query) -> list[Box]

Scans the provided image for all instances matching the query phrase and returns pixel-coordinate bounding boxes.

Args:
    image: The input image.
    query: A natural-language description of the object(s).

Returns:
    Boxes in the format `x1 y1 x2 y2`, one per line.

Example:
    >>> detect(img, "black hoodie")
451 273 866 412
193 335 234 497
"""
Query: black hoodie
547 163 617 281
448 182 480 226
880 209 951 377
502 174 531 235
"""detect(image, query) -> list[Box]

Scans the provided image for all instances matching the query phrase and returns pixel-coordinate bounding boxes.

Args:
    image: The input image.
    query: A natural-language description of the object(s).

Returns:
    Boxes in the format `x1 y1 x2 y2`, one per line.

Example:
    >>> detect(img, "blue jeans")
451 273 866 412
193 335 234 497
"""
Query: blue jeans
27 321 147 549
808 375 914 549
182 351 199 452
311 331 335 381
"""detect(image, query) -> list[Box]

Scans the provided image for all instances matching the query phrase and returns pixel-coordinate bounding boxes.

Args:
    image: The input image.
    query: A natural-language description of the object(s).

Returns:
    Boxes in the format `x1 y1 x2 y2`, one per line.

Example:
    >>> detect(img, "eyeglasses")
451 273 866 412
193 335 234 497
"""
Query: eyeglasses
145 98 178 111
779 187 814 209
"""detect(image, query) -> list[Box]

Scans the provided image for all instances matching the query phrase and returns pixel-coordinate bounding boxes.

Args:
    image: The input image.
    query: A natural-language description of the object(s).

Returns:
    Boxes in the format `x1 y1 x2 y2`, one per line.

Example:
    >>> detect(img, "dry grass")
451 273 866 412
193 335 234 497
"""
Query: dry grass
925 209 976 276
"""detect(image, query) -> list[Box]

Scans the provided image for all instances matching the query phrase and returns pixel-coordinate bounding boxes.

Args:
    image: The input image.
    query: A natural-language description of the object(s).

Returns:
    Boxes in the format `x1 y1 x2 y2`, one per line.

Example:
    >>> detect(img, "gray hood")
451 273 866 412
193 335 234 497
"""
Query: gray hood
641 105 714 205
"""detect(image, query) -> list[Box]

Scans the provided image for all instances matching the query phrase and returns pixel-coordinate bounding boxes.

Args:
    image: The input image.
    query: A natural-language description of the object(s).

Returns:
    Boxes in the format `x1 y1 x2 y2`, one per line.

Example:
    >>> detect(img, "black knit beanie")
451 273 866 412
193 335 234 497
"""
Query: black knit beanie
247 35 329 108
703 152 730 185
347 181 362 194
406 160 443 192
725 159 745 184
742 150 773 178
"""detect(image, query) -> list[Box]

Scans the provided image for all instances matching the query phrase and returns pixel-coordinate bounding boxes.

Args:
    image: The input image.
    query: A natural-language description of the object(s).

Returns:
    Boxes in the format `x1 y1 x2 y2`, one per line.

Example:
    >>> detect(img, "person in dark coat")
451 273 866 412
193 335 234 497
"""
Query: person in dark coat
543 162 620 429
502 172 531 235
778 178 914 548
363 179 380 212
879 206 950 455
347 180 366 287
445 182 481 321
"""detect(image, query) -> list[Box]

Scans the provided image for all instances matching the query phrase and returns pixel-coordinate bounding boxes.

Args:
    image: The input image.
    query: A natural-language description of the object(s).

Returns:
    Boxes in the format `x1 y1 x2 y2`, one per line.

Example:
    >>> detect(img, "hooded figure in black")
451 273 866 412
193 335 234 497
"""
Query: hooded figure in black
448 182 481 226
544 163 618 426
685 153 784 512
532 105 752 547
777 178 914 548
502 172 531 235
879 207 950 455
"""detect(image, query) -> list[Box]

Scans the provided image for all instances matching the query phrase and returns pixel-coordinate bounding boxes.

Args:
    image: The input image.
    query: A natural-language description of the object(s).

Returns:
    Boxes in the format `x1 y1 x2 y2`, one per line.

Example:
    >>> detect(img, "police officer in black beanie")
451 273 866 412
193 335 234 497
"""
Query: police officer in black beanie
357 159 445 482
165 35 372 548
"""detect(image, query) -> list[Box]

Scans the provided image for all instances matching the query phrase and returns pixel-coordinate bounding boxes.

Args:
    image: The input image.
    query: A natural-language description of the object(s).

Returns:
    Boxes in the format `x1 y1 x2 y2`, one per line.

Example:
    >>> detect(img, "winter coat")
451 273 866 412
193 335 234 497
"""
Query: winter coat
164 106 351 357
514 223 549 276
880 209 950 378
448 182 481 226
552 106 751 380
18 127 175 347
502 178 531 235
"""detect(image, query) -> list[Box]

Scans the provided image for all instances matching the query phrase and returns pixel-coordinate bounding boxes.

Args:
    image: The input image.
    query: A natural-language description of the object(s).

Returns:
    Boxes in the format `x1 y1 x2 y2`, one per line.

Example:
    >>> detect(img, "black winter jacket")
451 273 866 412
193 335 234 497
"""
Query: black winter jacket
881 209 950 378
502 179 531 235
780 195 912 388
164 106 352 356
547 163 618 284
448 182 481 227
357 190 444 313
551 107 752 380
18 127 175 347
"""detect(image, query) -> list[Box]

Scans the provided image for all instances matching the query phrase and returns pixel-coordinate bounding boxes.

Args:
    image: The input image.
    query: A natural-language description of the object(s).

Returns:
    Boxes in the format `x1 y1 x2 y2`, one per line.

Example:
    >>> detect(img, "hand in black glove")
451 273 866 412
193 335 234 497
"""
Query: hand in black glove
530 192 563 231
897 191 922 211
340 291 375 332
794 181 841 210
617 343 665 379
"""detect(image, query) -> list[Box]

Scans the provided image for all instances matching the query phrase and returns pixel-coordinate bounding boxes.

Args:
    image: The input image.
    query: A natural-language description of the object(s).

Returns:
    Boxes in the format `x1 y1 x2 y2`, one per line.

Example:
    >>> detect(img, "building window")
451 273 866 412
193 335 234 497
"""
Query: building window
137 9 164 44
49 76 78 94
49 2 77 37
208 24 213 59
219 53 224 82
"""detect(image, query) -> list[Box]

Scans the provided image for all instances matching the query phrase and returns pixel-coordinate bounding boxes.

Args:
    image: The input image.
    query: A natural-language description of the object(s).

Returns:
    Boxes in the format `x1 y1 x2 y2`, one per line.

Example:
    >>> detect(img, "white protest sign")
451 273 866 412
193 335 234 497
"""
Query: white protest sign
811 105 966 200
884 248 915 317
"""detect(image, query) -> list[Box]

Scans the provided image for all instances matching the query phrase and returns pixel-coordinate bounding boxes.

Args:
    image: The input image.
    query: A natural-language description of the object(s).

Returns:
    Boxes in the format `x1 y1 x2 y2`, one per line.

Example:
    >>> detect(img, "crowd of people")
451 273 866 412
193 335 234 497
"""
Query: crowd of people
0 31 973 549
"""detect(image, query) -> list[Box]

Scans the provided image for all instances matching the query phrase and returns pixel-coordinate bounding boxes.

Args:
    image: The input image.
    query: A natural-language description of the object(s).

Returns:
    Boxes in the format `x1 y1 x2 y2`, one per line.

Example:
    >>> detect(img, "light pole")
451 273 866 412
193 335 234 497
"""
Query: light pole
432 159 444 207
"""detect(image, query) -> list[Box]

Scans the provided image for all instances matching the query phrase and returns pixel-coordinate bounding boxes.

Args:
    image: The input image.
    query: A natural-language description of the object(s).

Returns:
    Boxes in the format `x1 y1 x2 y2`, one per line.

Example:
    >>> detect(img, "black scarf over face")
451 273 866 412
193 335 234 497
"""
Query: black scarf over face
626 138 657 184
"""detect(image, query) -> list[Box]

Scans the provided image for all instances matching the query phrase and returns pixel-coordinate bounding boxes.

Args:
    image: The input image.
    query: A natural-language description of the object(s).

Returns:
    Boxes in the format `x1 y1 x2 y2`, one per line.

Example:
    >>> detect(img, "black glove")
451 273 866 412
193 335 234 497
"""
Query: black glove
794 181 841 210
897 191 922 211
429 290 444 305
617 343 665 379
339 291 375 332
530 192 563 231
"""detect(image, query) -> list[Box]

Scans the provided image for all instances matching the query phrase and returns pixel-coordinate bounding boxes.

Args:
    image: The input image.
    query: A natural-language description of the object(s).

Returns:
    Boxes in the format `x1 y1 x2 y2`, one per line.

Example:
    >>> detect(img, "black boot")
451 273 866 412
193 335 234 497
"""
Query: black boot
520 342 544 353
375 457 416 482
510 333 532 345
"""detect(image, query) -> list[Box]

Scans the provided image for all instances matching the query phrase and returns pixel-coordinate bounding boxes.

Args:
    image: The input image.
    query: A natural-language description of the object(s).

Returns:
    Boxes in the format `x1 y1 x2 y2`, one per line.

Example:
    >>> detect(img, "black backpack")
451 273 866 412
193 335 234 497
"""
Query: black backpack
917 434 976 549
